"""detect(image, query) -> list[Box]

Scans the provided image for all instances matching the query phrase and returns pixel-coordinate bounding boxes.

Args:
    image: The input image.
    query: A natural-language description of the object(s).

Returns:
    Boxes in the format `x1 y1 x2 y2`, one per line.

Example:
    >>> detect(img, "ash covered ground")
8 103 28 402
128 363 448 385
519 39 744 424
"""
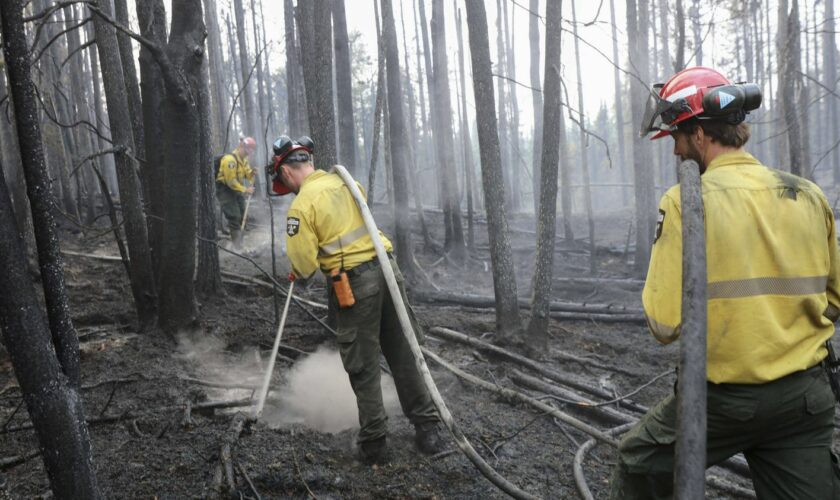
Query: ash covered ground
1 203 831 499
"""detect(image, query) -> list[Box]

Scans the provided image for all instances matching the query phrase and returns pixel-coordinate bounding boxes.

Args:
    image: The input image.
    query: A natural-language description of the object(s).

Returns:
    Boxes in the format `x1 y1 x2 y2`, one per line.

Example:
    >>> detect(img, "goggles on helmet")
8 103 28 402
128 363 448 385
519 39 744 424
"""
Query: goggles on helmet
640 82 763 139
268 136 315 196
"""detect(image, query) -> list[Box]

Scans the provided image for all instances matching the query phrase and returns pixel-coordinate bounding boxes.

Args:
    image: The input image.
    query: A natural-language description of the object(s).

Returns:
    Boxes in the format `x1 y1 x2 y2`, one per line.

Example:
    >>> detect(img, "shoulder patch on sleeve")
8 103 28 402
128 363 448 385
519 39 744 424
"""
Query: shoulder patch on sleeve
227 160 236 170
286 217 300 237
654 209 665 243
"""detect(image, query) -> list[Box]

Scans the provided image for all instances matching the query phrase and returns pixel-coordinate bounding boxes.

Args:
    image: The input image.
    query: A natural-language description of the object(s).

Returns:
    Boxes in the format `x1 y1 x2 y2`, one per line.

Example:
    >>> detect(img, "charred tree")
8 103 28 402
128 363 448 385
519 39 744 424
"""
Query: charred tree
114 0 146 166
297 0 337 170
232 0 259 144
494 0 512 212
431 0 466 260
91 0 159 329
526 0 563 353
626 0 656 275
284 0 307 136
380 0 415 278
464 0 522 342
333 0 359 174
570 0 596 274
2 1 81 386
779 0 807 177
455 7 475 250
529 0 542 215
153 0 209 331
609 0 629 206
136 0 168 279
416 0 441 207
0 3 100 495
204 0 229 149
674 0 686 71
196 29 223 296
367 0 385 201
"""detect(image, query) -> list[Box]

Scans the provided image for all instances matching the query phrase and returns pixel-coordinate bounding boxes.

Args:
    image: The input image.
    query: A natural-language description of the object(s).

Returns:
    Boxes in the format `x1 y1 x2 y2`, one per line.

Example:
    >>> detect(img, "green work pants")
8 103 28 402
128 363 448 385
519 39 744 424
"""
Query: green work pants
216 183 245 232
330 257 439 443
610 365 840 499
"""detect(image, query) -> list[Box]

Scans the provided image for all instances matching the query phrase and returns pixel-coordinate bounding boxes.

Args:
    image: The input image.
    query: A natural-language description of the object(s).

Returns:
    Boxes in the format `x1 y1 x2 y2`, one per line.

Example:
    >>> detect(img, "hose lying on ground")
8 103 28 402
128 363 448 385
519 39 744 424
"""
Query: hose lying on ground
332 164 539 500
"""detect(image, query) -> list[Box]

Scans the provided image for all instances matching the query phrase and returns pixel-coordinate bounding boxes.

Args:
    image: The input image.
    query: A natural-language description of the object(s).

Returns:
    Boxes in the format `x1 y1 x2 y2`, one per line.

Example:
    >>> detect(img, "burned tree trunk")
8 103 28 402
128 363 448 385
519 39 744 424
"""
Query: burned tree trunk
529 0 542 215
431 0 466 261
609 0 629 207
114 0 146 166
464 0 522 342
526 0 562 353
0 3 100 496
380 0 415 279
157 0 208 332
284 0 307 136
196 20 223 296
91 0 159 329
136 0 168 278
455 7 475 251
333 0 358 174
570 0 596 274
780 0 807 177
3 0 81 385
232 0 259 143
204 0 229 149
297 0 337 170
626 0 656 276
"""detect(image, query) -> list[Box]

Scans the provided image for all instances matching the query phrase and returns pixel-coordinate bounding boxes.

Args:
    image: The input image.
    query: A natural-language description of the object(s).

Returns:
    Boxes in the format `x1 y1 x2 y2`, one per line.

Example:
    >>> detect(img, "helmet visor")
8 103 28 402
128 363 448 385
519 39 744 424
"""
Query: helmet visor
639 84 674 137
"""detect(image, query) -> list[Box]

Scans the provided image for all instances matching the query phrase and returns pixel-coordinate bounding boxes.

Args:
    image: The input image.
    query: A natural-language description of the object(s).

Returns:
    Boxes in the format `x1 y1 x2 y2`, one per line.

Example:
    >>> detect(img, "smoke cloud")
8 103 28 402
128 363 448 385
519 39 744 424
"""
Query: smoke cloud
262 347 401 434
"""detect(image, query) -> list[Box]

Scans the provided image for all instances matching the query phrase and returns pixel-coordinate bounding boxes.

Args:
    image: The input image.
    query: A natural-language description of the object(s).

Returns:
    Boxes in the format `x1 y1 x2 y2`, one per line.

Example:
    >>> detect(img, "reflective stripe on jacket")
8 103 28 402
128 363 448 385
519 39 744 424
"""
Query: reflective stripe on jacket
216 151 254 193
285 170 394 279
643 150 840 384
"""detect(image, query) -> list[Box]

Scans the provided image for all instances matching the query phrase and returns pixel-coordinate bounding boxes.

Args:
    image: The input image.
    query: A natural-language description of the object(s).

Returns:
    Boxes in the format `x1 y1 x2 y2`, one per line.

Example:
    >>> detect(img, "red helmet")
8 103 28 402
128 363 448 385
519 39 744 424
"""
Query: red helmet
640 66 762 140
240 136 257 153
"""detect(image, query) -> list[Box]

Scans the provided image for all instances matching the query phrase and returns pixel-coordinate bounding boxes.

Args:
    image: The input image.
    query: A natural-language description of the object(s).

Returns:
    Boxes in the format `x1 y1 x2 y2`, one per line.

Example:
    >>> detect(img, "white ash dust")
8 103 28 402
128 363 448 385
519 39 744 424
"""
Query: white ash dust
173 331 264 402
261 346 402 434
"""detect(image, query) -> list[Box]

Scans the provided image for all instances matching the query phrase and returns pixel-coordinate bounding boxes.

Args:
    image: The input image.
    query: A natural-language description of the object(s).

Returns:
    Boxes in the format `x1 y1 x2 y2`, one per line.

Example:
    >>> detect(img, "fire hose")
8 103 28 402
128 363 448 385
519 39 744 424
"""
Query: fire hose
332 164 538 500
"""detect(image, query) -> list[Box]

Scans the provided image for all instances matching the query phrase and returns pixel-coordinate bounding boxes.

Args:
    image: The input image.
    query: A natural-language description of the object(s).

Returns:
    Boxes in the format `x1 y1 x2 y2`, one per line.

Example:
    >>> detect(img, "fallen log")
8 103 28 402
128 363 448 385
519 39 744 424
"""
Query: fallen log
573 422 635 500
416 292 646 324
422 347 617 447
0 398 254 434
415 290 644 316
220 412 247 496
510 370 636 425
428 327 647 411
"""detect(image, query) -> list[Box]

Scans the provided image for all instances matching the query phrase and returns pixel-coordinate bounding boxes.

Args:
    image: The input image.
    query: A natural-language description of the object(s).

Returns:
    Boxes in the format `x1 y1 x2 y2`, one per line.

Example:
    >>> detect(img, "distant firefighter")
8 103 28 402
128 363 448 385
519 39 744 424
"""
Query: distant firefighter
216 136 257 250
268 136 446 464
612 66 840 499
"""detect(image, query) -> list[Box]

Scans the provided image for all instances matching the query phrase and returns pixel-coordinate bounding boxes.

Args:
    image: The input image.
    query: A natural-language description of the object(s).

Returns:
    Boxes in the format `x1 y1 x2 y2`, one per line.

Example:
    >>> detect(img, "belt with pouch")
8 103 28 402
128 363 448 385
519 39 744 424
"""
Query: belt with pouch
345 254 391 278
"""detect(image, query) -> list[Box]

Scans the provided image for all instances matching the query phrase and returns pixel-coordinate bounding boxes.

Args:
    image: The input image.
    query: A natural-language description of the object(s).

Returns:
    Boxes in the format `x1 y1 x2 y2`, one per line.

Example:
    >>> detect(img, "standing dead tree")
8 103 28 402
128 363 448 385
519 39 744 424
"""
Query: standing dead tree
0 2 100 496
91 0 159 329
528 0 542 215
464 0 522 343
455 7 476 251
430 0 466 261
4 2 82 385
297 0 337 170
333 0 358 175
380 0 416 279
526 0 563 354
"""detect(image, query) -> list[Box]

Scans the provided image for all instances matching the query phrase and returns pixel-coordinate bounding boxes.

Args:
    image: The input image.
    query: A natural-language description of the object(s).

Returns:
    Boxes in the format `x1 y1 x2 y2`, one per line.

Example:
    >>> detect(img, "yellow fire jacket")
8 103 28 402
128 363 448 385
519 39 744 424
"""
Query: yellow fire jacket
643 151 840 384
216 151 254 193
285 169 394 280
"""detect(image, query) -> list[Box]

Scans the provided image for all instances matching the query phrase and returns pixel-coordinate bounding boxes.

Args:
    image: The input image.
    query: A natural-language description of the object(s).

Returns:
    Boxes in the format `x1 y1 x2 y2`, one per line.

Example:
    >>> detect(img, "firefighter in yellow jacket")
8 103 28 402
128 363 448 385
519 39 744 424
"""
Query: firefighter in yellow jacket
610 67 840 499
269 135 445 464
216 137 257 249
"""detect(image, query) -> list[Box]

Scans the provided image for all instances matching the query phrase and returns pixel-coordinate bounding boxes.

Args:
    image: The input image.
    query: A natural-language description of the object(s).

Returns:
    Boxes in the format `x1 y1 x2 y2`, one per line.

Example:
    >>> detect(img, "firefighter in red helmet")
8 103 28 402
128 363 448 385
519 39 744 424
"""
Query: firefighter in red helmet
610 67 840 499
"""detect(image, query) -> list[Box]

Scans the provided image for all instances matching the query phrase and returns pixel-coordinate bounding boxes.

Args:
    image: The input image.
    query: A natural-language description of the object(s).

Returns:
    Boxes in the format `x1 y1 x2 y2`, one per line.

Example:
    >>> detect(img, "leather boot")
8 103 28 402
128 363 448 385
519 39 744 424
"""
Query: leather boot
415 421 447 455
359 436 388 465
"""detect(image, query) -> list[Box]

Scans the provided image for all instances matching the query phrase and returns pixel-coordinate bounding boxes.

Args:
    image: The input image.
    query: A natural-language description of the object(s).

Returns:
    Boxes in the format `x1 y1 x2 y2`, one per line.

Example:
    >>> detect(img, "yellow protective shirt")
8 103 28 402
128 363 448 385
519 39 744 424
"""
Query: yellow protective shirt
216 151 254 193
643 150 840 384
285 169 394 280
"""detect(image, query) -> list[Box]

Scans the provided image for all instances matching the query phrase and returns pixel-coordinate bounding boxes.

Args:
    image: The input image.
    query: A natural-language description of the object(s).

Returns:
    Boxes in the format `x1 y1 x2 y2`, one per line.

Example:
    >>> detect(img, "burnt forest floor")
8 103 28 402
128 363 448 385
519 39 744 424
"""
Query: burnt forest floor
1 201 838 499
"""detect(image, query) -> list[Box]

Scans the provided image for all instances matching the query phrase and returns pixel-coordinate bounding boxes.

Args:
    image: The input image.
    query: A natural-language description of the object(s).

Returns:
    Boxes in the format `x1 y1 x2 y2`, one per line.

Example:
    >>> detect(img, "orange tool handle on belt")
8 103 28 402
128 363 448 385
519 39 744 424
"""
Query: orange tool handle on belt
330 268 355 308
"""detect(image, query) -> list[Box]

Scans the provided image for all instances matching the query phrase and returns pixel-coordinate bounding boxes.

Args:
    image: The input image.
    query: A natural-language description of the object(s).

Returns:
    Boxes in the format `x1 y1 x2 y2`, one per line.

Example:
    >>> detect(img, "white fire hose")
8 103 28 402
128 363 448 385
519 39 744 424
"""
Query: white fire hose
252 279 295 420
332 165 537 500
